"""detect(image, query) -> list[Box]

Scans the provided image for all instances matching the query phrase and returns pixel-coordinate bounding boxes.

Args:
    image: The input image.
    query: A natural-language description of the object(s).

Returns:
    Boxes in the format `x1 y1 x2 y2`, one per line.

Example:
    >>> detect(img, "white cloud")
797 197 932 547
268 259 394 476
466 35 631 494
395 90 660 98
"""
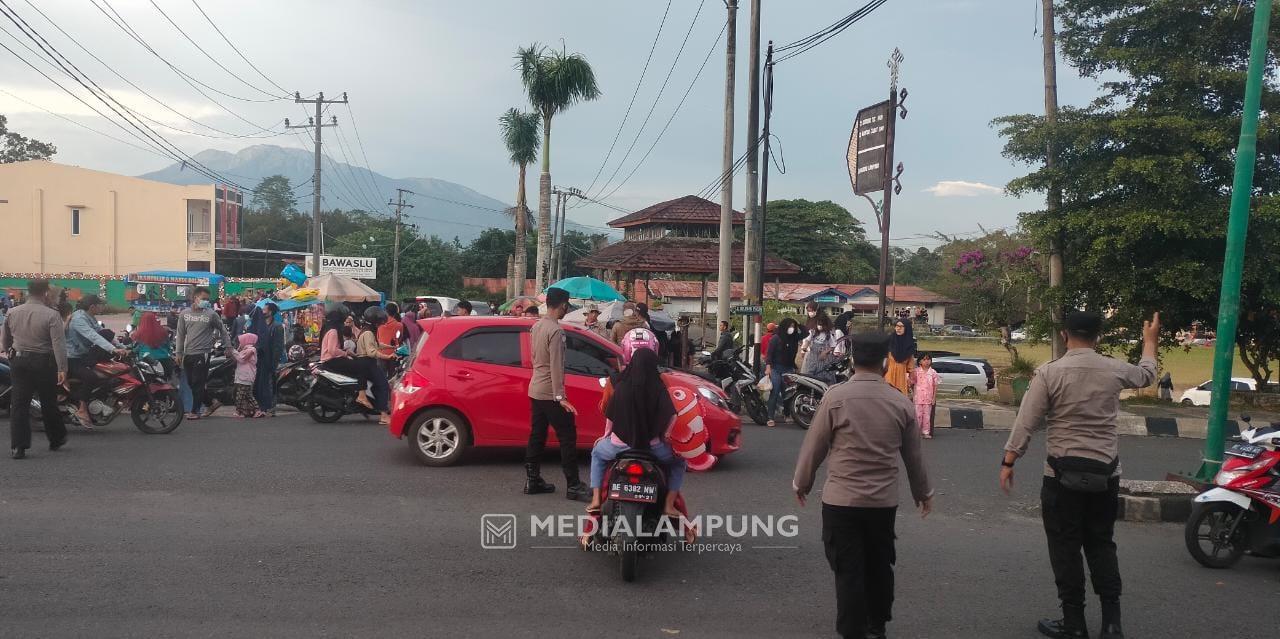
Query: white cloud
923 180 1004 197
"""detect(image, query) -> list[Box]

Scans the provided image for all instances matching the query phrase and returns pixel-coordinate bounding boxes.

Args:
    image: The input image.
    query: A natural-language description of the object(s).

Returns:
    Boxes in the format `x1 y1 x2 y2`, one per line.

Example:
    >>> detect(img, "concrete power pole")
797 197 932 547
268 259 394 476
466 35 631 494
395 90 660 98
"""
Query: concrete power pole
287 91 347 276
716 0 738 330
388 188 415 302
742 0 763 353
1042 0 1065 359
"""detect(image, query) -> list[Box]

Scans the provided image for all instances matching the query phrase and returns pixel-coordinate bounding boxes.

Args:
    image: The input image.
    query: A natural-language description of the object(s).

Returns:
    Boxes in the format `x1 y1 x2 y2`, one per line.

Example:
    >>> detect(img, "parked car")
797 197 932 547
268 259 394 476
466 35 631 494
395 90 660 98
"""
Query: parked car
1179 378 1261 406
1009 329 1027 342
932 357 995 397
388 316 743 466
414 295 461 317
941 324 981 338
468 301 493 316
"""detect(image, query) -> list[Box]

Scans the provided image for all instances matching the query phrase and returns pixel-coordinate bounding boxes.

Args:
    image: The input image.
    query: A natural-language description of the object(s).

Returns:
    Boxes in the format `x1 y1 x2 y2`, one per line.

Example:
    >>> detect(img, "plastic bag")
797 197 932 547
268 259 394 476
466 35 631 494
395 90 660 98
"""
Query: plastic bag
757 376 773 393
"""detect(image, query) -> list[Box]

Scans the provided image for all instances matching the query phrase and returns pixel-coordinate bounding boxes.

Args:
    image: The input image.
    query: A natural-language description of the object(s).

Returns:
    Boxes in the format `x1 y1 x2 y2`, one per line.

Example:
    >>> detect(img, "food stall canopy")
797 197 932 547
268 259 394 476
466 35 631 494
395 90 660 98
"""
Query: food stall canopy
305 273 381 303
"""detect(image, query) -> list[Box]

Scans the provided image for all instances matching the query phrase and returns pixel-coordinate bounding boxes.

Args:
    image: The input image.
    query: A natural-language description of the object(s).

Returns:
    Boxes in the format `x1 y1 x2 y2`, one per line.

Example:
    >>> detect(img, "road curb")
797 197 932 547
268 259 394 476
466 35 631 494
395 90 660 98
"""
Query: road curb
935 405 1239 440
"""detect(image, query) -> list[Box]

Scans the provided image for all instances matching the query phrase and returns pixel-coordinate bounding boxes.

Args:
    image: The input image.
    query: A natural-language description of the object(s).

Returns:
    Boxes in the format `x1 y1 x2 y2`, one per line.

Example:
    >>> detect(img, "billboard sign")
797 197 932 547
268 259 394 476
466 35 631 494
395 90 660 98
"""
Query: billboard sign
319 255 377 279
847 100 892 195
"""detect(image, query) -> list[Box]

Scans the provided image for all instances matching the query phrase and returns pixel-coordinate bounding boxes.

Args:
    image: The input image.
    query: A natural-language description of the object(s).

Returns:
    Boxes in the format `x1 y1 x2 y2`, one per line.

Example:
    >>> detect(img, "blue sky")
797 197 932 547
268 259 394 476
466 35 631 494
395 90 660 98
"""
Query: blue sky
0 0 1106 249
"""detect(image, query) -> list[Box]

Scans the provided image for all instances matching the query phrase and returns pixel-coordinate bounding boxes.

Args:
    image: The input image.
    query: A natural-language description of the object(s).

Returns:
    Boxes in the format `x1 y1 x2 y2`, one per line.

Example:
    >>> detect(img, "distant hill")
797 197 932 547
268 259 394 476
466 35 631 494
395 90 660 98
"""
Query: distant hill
139 144 605 244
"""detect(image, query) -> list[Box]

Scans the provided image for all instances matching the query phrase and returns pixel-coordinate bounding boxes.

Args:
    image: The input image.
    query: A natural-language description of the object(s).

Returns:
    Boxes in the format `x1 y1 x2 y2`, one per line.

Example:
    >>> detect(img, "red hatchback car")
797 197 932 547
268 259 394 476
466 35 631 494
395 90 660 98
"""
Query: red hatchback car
388 316 742 467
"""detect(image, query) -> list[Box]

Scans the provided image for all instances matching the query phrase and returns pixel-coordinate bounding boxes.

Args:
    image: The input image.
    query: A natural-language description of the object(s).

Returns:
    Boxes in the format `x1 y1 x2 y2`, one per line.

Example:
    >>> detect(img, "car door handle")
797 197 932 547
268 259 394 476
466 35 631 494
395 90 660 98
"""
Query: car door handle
449 371 473 380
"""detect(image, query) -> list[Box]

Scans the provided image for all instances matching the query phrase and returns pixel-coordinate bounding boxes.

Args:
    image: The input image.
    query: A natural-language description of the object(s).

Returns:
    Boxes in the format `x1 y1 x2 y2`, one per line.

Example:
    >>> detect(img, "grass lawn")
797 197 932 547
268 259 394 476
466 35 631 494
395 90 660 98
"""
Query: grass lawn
917 337 1251 395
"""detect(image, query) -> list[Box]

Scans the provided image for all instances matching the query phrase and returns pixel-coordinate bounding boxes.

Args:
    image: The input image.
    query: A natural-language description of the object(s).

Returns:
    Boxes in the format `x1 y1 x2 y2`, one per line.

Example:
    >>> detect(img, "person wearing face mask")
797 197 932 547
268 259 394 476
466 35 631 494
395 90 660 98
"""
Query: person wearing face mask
804 302 824 332
766 318 805 427
175 286 231 420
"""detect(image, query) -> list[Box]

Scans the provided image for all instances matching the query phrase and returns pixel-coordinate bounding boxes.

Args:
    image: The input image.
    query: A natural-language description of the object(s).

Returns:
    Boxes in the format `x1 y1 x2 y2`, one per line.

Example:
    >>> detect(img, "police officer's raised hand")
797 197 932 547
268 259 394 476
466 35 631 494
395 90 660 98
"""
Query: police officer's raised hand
1142 312 1161 345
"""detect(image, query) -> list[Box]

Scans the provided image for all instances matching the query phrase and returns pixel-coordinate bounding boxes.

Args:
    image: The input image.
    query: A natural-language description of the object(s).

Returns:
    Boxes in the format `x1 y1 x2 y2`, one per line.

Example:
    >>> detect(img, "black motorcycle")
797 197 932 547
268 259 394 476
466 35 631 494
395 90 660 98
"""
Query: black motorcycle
0 360 11 414
587 450 679 582
783 358 851 430
299 352 408 423
697 346 768 426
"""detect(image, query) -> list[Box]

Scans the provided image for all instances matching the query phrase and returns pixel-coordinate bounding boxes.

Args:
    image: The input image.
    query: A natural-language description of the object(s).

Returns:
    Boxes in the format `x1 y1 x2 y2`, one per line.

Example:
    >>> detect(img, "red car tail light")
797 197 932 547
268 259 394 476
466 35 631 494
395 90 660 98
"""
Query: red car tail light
398 369 429 395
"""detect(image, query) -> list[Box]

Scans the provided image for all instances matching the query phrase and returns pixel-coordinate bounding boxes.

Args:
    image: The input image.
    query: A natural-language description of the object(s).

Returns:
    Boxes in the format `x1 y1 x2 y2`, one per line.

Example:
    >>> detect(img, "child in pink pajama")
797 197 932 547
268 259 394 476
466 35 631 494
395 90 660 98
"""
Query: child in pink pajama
911 353 940 438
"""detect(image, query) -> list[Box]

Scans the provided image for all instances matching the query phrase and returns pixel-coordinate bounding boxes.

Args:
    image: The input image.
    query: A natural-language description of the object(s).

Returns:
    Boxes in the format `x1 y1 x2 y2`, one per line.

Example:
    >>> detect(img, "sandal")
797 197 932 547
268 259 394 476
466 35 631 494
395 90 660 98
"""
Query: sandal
585 503 602 515
185 413 201 421
766 419 776 428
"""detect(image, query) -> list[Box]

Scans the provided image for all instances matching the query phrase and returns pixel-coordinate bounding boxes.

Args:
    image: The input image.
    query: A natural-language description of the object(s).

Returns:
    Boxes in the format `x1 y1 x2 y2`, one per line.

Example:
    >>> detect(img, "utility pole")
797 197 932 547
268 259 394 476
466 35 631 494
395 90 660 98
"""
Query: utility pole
1042 0 1065 359
550 187 584 282
388 188 415 302
716 0 738 331
287 91 347 276
742 0 763 349
1198 0 1273 481
877 50 905 331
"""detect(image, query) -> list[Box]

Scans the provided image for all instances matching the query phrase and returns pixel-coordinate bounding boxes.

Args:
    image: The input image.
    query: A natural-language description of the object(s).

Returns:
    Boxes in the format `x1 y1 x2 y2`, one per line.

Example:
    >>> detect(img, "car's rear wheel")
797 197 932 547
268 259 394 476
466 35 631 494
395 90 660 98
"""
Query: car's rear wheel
1181 398 1194 406
960 386 979 397
408 408 470 467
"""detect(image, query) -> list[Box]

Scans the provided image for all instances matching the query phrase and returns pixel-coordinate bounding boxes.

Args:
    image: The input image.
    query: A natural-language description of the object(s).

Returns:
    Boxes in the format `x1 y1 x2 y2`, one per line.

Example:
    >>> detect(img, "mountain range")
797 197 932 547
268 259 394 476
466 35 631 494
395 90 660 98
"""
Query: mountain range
139 144 605 244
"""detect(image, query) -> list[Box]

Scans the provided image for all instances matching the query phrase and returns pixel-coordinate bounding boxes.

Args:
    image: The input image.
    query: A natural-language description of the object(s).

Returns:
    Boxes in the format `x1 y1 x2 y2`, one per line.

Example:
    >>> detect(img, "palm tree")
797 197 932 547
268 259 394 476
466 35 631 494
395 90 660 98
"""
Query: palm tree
515 43 601 293
498 108 541 299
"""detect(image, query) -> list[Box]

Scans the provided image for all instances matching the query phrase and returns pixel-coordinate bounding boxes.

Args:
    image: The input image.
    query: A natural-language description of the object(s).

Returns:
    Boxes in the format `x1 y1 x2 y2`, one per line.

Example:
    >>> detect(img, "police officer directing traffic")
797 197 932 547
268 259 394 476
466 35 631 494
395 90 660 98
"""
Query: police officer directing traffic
1001 310 1160 639
1 280 70 459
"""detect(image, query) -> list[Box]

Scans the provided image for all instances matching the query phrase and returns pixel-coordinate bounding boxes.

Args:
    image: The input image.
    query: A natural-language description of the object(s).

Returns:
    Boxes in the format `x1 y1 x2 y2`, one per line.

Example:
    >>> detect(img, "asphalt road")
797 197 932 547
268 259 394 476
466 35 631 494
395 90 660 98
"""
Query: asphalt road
1 412 1276 638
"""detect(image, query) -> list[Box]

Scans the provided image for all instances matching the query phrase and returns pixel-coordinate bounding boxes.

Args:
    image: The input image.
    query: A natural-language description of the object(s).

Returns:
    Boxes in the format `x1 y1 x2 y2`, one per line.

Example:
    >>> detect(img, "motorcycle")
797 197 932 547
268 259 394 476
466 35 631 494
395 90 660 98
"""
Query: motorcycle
584 449 687 582
203 343 317 414
697 345 768 426
299 351 409 423
782 358 851 430
1184 415 1280 569
33 353 183 434
0 360 11 414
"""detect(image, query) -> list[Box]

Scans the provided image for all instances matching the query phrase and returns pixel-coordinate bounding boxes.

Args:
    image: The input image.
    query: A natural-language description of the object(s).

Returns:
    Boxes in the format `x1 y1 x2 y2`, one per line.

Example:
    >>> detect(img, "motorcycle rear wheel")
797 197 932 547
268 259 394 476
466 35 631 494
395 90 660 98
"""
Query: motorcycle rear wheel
131 390 183 434
743 391 769 426
308 402 345 423
1184 502 1249 569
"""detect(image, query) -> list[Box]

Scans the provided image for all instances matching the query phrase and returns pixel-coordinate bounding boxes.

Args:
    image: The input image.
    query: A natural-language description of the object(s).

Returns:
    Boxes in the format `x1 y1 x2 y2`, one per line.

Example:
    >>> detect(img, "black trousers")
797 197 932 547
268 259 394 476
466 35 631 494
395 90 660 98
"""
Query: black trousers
182 354 210 414
822 503 897 639
321 357 368 390
67 356 98 403
9 353 66 450
525 398 580 485
1041 475 1122 608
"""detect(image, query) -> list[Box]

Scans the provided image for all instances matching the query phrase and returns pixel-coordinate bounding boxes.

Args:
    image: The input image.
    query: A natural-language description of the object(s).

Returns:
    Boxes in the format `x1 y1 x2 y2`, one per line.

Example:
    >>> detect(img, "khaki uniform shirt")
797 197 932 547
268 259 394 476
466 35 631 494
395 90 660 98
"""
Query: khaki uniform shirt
1005 348 1157 477
0 299 68 372
793 372 934 508
528 318 566 401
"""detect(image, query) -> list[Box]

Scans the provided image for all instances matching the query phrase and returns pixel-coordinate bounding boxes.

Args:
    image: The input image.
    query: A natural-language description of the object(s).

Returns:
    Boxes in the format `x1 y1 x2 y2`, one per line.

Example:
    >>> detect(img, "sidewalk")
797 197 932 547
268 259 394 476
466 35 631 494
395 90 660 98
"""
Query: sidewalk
936 398 1243 440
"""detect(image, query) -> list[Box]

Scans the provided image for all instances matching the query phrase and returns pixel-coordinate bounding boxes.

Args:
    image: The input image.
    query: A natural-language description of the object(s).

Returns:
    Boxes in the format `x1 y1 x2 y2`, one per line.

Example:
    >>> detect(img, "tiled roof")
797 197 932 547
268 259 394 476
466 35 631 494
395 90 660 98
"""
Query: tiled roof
606 195 745 228
640 279 957 305
575 237 800 275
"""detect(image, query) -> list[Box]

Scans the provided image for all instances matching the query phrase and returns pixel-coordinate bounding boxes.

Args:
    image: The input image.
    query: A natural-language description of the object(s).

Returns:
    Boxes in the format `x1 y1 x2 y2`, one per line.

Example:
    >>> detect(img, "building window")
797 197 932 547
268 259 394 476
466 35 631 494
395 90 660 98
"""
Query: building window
71 208 80 235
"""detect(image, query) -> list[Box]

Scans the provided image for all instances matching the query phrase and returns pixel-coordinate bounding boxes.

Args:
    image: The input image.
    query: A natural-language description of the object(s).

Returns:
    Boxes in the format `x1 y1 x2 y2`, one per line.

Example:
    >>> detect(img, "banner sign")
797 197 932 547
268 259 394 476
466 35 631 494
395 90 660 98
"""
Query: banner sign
847 100 892 195
319 255 377 279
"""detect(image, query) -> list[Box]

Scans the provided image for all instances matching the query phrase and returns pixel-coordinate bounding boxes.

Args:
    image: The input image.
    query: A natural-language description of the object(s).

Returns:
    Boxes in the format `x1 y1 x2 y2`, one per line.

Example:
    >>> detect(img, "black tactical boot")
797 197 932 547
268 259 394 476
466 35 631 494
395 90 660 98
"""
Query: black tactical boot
523 463 555 495
1099 599 1123 639
565 481 593 503
1038 604 1089 639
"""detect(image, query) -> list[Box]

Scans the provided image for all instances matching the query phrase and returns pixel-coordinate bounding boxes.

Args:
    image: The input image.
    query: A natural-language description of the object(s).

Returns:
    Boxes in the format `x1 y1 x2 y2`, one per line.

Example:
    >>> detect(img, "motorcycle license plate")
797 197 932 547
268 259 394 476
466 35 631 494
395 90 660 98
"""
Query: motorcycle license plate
609 479 659 504
1227 443 1264 459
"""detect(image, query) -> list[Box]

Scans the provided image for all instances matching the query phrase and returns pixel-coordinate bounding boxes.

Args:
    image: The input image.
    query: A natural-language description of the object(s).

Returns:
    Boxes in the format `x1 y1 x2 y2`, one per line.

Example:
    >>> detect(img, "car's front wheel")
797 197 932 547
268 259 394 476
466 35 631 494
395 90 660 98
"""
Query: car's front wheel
1181 398 1194 406
407 408 470 467
960 386 979 397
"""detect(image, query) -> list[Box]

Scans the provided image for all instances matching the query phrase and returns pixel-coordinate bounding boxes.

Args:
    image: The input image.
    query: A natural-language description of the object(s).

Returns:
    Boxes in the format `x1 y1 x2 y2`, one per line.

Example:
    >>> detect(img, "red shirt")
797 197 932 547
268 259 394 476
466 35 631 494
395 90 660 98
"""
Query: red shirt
761 332 775 360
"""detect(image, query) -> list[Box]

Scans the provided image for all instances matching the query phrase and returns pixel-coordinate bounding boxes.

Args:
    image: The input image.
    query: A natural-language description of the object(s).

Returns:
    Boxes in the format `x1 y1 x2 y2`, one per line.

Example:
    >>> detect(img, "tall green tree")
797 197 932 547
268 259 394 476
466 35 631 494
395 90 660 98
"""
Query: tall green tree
0 114 56 162
498 108 541 297
515 43 601 293
760 199 879 283
995 0 1280 387
461 228 536 279
250 175 297 214
332 226 463 296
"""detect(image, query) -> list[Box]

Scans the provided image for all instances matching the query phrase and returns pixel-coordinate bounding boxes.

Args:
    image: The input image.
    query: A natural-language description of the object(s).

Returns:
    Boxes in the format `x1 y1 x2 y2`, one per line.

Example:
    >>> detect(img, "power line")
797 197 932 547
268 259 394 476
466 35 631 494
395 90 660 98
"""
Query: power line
146 0 287 100
577 0 673 198
584 0 708 203
341 102 387 209
0 3 251 190
188 0 292 96
20 0 289 140
773 0 889 64
0 86 169 159
594 18 729 203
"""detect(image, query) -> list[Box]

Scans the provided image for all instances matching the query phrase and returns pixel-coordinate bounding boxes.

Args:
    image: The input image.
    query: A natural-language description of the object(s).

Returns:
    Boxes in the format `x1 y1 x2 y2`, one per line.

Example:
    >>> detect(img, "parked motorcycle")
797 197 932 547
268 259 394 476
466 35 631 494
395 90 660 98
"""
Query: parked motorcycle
32 354 183 434
0 360 11 414
697 346 768 426
585 450 685 582
1185 415 1280 568
782 358 851 430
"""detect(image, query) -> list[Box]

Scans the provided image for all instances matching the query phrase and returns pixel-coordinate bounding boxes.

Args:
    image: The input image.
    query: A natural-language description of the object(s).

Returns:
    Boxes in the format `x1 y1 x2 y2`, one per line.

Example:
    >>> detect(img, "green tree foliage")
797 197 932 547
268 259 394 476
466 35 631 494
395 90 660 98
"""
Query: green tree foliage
995 0 1280 386
331 227 463 296
0 114 56 163
889 246 942 286
498 108 541 294
762 199 879 283
933 231 1043 356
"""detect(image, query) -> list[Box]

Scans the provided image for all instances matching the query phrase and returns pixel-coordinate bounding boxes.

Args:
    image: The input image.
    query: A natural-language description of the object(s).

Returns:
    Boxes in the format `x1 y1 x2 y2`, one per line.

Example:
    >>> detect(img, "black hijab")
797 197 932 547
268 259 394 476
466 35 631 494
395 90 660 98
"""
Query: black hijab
889 320 916 363
606 348 676 449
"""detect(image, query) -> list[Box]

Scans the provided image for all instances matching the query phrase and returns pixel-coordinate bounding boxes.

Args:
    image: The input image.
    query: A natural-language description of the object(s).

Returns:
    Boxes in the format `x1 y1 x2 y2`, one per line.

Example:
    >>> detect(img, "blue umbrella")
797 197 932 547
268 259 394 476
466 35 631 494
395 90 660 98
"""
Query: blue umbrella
546 276 625 302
